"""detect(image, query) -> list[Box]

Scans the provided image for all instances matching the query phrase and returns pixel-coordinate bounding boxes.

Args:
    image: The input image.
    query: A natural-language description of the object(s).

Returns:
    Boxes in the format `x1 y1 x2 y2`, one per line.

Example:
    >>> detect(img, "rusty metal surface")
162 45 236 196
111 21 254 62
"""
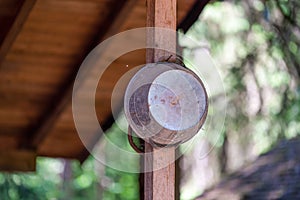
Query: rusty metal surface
124 62 208 146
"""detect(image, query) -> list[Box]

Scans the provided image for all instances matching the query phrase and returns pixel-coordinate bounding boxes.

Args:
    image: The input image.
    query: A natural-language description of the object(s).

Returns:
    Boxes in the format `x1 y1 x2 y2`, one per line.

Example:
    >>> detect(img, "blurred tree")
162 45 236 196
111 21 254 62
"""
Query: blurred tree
101 124 140 200
0 158 101 200
179 0 300 198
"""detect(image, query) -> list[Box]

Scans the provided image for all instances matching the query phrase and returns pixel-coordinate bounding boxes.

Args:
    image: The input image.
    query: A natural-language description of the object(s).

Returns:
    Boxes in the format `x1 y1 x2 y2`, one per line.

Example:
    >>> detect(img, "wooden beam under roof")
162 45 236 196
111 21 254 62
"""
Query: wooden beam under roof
0 150 36 172
23 0 138 150
178 0 211 33
0 0 36 65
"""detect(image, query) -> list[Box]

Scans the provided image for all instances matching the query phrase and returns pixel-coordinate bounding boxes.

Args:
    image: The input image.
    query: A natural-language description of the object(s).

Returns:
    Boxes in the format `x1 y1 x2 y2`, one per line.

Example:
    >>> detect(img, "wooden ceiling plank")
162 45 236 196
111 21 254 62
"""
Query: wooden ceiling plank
24 0 138 150
0 0 36 65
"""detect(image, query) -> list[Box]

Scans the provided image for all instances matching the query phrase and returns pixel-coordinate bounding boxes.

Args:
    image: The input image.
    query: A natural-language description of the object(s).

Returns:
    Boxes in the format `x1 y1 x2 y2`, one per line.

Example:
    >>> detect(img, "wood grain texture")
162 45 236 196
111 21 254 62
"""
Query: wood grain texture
24 0 137 150
0 0 110 154
0 0 36 65
145 0 176 199
146 0 176 63
153 147 176 200
0 0 199 168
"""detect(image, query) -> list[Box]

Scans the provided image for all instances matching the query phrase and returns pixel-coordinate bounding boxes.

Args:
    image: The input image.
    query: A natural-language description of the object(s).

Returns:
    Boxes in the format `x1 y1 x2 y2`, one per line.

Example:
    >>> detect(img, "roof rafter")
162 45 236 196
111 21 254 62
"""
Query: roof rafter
0 0 36 65
22 0 138 150
178 0 211 33
0 150 36 172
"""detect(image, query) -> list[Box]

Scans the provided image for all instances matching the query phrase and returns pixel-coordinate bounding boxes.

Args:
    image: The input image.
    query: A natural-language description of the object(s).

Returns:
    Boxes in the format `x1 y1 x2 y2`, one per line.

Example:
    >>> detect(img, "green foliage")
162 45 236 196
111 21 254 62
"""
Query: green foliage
0 94 139 200
101 124 140 200
0 158 100 200
183 0 300 156
102 167 139 200
0 159 62 200
180 1 300 198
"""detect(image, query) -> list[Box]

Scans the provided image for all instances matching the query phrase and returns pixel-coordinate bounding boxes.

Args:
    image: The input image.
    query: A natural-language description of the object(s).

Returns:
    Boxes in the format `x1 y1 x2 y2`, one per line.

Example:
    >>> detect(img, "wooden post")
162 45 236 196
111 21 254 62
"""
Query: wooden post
145 0 177 199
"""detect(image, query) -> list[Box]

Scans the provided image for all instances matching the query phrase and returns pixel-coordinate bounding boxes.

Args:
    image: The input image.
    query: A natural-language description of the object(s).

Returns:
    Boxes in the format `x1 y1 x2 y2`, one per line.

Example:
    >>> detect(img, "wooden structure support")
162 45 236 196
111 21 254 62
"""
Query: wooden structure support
178 0 211 33
145 0 177 199
0 0 36 65
24 0 138 150
0 150 36 172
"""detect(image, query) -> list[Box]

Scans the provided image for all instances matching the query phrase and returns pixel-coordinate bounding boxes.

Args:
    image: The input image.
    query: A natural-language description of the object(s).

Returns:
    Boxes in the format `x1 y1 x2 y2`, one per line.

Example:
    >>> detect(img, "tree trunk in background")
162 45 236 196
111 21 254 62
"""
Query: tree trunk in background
61 159 73 200
94 154 105 199
220 133 228 175
180 140 221 198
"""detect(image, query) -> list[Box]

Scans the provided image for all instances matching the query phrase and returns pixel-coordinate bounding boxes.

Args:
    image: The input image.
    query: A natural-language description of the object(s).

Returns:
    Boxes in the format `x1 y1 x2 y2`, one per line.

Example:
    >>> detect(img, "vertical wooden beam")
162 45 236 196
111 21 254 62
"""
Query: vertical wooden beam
153 147 176 199
145 0 177 199
146 0 177 63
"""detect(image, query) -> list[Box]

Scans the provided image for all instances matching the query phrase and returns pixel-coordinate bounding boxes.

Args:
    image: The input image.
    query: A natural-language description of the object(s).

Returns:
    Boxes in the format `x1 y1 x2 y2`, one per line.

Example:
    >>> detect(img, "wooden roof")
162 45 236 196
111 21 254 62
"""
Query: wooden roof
0 0 207 171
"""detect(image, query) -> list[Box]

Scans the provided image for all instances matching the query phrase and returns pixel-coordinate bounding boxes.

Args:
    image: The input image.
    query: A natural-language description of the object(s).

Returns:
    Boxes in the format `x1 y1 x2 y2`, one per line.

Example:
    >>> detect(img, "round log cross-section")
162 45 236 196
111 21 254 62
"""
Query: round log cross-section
124 62 208 147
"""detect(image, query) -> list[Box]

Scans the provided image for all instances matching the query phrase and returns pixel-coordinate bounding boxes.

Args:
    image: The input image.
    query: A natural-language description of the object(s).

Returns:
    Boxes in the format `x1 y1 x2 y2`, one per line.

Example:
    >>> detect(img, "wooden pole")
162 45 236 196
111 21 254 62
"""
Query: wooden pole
145 0 177 199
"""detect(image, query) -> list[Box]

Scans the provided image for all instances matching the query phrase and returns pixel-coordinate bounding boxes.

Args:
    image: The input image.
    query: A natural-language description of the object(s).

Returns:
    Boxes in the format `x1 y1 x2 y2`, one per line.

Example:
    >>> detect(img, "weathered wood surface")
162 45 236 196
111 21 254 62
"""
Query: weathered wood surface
26 0 138 151
145 0 176 199
0 0 36 65
0 0 201 170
